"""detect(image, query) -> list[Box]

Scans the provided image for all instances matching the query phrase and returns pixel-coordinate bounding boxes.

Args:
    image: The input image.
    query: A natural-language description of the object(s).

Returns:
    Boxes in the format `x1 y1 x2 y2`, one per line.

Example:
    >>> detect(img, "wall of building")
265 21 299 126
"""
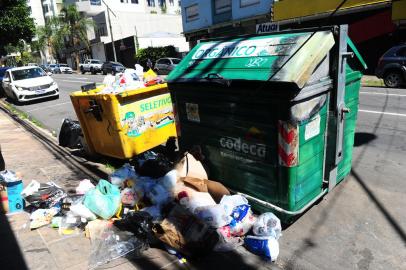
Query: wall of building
181 0 274 34
28 0 46 26
181 0 213 33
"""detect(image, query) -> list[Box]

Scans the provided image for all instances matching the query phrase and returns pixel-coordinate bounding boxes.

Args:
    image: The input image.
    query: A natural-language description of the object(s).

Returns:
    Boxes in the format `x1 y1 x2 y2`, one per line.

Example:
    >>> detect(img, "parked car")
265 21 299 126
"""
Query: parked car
1 66 59 103
39 64 49 72
0 67 10 96
375 45 406 88
54 64 73 74
48 64 59 73
101 61 125 75
79 59 102 74
154 58 181 75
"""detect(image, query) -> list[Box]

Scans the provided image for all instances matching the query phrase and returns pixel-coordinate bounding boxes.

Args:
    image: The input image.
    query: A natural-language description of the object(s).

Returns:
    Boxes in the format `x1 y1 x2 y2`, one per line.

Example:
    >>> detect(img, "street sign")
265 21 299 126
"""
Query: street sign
256 22 279 34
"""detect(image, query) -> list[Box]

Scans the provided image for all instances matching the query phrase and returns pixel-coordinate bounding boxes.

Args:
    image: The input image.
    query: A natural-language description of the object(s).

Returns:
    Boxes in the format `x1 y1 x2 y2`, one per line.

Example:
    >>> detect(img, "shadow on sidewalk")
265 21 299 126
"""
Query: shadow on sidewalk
0 204 28 269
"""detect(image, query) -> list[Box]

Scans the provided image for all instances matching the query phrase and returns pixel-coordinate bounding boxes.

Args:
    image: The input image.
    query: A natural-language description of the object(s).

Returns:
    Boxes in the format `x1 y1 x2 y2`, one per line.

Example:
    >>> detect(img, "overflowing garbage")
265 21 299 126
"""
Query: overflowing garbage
1 151 282 268
99 68 164 94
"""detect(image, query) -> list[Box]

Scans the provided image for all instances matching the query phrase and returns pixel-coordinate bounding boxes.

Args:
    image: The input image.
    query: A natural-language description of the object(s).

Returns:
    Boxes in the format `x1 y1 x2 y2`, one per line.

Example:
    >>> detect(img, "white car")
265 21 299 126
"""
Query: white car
1 66 59 103
55 64 73 74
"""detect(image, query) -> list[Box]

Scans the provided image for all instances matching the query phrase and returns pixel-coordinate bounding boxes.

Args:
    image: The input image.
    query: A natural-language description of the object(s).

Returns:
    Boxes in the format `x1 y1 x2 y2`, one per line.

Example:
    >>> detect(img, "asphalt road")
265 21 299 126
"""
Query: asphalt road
1 75 405 269
2 73 105 134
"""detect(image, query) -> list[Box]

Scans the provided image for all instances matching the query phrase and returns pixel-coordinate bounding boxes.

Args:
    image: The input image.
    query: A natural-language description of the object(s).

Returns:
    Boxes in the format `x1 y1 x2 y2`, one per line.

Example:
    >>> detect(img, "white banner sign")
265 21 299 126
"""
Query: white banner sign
256 22 279 34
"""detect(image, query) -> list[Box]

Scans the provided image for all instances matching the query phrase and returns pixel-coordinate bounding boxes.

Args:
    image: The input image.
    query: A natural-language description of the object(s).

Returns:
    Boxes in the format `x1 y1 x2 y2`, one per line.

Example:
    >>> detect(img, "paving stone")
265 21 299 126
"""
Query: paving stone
47 234 91 269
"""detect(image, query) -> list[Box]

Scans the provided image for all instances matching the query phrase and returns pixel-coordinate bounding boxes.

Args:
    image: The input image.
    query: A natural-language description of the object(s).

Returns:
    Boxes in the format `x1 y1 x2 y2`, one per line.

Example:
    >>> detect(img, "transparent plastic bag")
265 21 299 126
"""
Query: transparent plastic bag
252 212 282 240
88 226 147 270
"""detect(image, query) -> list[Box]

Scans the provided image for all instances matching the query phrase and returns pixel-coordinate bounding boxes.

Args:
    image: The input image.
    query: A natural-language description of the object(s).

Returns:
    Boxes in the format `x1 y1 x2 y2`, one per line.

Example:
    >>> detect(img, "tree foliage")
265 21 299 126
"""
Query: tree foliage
135 46 178 68
0 0 35 55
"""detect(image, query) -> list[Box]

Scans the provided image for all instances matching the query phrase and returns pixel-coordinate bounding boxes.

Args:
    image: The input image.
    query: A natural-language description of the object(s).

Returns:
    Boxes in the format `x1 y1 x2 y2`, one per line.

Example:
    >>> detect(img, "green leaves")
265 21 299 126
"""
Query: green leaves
0 0 35 55
135 46 178 68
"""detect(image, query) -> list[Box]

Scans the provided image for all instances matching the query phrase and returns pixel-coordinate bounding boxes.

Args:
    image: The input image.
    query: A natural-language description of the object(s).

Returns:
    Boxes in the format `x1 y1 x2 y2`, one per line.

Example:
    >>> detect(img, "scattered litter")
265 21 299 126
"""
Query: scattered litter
253 212 282 239
244 235 280 261
88 226 147 270
30 207 60 229
84 180 121 220
75 179 95 195
12 150 283 264
0 171 24 213
22 180 66 208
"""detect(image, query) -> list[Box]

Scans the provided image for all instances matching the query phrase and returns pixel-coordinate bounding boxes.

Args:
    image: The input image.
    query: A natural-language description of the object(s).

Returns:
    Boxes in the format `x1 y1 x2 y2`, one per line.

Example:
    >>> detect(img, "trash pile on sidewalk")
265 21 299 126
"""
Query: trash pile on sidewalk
99 68 164 95
0 153 282 268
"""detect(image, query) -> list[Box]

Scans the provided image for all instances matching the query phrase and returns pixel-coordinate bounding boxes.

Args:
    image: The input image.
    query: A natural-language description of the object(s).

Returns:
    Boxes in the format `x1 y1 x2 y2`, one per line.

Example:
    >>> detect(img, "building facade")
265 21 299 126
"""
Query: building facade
64 0 188 68
180 0 406 73
181 0 275 46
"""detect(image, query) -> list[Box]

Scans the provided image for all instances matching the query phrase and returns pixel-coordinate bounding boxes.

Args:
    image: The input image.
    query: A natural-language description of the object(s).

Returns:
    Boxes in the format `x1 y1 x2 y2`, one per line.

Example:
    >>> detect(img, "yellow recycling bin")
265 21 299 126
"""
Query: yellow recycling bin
70 83 177 159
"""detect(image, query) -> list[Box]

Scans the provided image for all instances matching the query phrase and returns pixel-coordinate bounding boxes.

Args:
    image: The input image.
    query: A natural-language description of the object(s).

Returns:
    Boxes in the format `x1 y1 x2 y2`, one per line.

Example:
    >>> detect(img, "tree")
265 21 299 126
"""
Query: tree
35 17 62 62
0 0 35 55
59 5 94 70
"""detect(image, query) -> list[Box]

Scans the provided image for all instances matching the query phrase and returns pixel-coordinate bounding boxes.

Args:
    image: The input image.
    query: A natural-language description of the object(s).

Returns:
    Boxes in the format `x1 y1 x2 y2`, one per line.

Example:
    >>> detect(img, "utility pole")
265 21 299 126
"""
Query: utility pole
102 0 117 62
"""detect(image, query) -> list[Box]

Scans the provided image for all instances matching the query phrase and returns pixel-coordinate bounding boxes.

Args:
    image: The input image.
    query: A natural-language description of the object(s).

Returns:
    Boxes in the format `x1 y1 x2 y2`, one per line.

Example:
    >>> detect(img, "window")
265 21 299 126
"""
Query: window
169 0 174 6
171 58 181 64
131 0 139 3
185 4 198 22
147 0 155 7
214 0 231 14
240 0 259 8
43 4 49 13
11 68 46 81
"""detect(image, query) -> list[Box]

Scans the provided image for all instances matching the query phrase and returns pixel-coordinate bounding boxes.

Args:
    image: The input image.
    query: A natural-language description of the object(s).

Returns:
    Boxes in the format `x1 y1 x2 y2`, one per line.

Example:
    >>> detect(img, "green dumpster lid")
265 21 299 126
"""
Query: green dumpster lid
168 31 335 89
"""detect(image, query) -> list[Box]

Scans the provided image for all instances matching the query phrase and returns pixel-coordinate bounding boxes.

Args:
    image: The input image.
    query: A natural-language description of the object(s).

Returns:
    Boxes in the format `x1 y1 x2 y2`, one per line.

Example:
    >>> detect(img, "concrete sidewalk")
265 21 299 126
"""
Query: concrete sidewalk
0 108 272 270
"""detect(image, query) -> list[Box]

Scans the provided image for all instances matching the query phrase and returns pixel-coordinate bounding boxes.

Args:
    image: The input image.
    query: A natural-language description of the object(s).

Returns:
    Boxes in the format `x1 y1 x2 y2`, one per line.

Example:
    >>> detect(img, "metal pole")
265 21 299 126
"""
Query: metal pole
102 0 117 62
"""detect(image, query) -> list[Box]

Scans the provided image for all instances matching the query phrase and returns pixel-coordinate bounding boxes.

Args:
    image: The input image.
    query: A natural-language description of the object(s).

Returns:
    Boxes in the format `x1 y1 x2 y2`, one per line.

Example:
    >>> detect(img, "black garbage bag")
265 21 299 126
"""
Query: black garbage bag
59 118 82 148
113 211 154 243
133 151 173 178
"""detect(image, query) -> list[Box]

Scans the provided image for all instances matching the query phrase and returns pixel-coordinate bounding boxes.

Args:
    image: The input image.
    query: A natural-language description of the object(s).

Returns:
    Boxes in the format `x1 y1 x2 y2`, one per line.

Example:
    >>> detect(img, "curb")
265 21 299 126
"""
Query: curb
0 99 110 181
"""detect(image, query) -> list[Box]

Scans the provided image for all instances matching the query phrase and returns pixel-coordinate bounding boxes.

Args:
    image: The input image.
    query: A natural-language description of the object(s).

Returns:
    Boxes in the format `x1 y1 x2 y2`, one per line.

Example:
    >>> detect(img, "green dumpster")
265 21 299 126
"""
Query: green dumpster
167 25 366 223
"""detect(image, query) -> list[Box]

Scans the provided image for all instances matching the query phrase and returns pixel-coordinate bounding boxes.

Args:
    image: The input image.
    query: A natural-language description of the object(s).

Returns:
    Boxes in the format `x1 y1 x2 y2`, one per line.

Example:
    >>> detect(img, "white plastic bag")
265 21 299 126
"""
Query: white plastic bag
194 204 232 228
219 195 249 216
70 202 97 221
252 212 282 239
178 191 216 213
161 170 178 191
75 179 95 195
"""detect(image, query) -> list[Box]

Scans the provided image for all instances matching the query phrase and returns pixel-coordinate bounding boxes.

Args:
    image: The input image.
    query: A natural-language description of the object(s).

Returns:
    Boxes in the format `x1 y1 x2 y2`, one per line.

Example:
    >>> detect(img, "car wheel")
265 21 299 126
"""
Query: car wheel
12 93 20 105
102 70 107 75
111 70 116 75
91 68 96 75
384 71 403 88
81 67 85 74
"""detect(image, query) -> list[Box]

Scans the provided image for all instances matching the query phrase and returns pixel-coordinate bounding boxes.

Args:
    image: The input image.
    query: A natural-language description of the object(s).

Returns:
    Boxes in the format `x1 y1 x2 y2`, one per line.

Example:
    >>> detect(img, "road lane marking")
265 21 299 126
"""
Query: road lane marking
359 109 406 117
360 92 406 97
26 102 71 113
61 79 92 83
